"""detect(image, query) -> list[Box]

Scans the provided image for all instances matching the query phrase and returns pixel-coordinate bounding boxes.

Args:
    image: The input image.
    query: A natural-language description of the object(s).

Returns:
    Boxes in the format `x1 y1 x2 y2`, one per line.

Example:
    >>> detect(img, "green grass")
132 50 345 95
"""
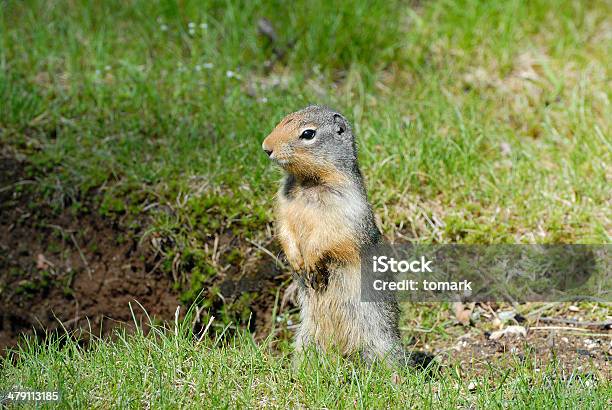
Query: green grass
1 0 611 406
3 0 609 311
2 0 609 245
1 320 609 408
2 0 610 311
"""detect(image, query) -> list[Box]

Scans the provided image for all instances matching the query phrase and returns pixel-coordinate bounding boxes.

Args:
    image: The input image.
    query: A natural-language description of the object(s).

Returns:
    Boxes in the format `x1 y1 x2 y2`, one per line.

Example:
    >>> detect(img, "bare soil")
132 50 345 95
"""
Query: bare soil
0 153 283 352
429 328 611 380
0 156 179 351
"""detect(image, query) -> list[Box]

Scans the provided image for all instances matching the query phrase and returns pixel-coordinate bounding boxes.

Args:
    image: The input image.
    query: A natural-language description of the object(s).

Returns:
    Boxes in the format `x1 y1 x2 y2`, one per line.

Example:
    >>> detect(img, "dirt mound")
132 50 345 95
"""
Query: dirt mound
0 157 179 352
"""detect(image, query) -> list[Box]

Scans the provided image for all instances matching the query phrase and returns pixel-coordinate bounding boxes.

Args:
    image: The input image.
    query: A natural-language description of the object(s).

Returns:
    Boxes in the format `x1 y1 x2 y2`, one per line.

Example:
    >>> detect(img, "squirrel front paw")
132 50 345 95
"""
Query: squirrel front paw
285 250 304 272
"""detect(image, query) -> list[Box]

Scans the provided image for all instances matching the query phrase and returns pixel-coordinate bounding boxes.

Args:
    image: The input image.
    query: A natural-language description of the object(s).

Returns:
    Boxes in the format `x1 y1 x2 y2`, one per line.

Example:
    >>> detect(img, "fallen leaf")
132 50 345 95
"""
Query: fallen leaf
454 302 475 326
36 253 54 270
489 325 527 340
257 18 277 43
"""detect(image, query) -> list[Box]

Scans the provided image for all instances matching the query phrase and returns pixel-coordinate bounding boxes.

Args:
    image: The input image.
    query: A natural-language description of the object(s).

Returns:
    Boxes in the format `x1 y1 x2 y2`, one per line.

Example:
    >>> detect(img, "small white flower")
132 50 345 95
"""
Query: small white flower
95 69 101 76
226 70 236 78
104 65 111 71
195 65 202 72
188 22 196 28
200 23 208 29
203 63 213 69
160 24 168 32
258 97 268 103
188 28 196 35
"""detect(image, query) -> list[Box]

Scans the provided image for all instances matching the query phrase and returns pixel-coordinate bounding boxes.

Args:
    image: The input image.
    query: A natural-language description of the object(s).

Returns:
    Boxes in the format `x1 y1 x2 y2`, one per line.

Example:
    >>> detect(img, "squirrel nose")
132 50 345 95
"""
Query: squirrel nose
263 148 273 157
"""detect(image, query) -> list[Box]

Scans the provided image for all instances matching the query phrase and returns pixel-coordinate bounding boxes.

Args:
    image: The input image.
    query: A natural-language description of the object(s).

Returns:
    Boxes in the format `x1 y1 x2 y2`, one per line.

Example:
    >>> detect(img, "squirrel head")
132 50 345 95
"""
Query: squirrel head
262 105 357 182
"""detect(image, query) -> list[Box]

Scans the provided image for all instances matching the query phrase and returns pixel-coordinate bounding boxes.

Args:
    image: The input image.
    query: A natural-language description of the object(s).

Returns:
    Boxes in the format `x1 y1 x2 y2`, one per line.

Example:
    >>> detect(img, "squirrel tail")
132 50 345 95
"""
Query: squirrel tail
401 349 436 370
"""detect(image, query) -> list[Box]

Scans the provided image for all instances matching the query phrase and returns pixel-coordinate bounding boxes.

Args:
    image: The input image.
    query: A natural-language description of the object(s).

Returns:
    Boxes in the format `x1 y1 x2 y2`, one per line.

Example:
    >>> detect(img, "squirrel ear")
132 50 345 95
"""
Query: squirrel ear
333 113 345 135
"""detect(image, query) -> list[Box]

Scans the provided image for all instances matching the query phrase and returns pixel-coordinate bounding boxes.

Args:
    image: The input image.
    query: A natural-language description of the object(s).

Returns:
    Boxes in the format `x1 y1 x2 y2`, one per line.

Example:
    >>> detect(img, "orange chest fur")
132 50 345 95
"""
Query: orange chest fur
277 191 361 270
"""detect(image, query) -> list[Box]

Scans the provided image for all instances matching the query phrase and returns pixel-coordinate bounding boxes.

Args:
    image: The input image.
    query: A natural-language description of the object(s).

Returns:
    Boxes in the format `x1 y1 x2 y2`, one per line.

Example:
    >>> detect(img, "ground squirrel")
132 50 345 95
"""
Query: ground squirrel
263 105 429 368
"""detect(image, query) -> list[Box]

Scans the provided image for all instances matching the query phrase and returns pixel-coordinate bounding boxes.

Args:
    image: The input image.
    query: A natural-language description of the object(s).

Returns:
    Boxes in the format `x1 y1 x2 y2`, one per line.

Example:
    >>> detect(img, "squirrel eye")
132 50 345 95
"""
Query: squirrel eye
299 129 316 140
